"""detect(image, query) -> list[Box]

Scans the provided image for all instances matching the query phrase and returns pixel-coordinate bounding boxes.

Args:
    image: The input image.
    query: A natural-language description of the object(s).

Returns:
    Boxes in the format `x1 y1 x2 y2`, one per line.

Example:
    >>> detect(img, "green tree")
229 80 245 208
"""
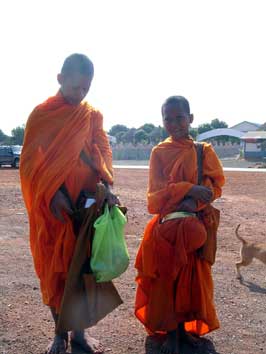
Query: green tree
139 123 155 134
149 126 162 144
0 130 10 144
122 128 137 144
198 123 212 134
149 126 169 144
161 127 169 140
134 129 148 144
115 131 126 144
11 125 24 145
210 118 228 129
189 127 198 139
108 124 128 137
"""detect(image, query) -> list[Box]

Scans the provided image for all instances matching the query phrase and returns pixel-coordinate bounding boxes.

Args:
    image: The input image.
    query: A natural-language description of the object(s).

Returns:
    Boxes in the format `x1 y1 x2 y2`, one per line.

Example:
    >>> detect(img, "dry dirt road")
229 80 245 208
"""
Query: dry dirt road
0 168 266 354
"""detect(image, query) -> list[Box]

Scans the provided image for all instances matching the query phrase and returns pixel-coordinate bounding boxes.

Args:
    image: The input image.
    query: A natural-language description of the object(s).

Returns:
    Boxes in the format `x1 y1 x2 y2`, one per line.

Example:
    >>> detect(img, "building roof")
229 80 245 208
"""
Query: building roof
230 121 261 130
241 131 266 140
197 128 243 141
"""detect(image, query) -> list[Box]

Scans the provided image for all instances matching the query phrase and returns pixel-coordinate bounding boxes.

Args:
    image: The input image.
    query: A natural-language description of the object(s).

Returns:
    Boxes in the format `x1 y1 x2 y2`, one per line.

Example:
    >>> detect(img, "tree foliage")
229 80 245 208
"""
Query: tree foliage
0 125 25 145
198 123 212 134
139 123 156 134
1 117 235 149
134 129 149 144
210 118 228 129
189 127 198 139
122 128 137 144
11 125 25 145
0 130 9 143
198 119 228 135
107 117 232 146
108 124 128 137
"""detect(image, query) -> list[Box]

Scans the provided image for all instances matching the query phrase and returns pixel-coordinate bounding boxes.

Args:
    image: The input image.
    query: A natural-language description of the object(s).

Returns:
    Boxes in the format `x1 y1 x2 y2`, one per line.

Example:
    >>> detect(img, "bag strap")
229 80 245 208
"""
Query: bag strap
194 142 204 185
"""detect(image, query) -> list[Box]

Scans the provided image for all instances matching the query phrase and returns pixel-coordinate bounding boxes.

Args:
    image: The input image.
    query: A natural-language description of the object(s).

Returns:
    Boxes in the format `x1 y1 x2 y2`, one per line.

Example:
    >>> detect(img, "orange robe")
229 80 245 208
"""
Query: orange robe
135 137 225 336
20 93 113 312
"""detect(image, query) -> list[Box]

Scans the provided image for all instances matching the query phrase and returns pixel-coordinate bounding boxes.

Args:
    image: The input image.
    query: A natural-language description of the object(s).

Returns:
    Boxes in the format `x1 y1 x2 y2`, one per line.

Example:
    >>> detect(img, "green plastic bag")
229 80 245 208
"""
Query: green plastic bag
91 204 129 282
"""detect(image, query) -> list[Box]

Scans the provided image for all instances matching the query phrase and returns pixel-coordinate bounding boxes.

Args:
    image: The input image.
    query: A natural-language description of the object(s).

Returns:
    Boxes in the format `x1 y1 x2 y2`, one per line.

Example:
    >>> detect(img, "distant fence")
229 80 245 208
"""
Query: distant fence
112 142 241 160
112 143 153 160
212 144 241 158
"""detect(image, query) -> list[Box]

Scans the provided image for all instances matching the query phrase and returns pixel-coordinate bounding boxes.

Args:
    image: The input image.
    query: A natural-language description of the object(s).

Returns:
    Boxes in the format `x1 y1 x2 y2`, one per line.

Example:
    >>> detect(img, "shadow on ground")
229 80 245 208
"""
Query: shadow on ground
145 335 220 354
239 279 266 294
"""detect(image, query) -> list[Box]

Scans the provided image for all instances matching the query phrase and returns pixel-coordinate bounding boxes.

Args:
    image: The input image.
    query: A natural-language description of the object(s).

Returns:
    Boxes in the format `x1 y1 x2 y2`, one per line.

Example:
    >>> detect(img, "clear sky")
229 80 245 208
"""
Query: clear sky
1 0 266 135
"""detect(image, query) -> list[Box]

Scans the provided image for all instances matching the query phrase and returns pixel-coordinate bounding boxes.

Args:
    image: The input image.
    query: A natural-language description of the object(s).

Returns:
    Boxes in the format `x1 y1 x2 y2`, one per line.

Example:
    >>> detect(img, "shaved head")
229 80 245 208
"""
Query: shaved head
60 53 94 78
162 96 190 115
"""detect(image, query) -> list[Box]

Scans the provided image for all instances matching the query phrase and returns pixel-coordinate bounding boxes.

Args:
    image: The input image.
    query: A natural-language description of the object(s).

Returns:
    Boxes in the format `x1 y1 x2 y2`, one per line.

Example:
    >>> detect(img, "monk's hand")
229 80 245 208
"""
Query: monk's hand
106 190 120 207
187 185 213 203
50 190 73 223
178 197 197 212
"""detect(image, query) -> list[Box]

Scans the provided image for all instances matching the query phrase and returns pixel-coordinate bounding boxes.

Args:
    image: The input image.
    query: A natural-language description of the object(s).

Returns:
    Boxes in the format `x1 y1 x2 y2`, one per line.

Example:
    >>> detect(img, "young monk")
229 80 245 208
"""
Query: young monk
20 53 119 354
135 96 225 354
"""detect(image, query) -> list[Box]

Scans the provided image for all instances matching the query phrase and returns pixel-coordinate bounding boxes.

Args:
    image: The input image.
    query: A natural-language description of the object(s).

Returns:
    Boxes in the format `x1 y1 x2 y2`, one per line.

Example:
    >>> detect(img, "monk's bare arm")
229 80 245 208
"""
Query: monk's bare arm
92 111 121 206
92 110 113 176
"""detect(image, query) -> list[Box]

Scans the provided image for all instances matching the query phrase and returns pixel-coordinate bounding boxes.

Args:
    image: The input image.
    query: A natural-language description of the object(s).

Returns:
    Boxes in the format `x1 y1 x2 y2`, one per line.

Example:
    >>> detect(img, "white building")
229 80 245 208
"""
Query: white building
240 131 266 160
230 121 261 133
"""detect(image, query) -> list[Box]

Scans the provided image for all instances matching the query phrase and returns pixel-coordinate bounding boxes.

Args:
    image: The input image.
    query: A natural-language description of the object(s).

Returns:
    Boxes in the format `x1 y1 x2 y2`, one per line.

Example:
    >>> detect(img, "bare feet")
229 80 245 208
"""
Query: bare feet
45 333 68 354
160 330 180 354
70 330 104 353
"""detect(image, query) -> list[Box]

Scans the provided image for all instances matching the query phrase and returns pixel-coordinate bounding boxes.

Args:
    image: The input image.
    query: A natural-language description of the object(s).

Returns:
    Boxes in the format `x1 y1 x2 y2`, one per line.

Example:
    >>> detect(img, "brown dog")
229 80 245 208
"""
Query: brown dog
235 224 266 280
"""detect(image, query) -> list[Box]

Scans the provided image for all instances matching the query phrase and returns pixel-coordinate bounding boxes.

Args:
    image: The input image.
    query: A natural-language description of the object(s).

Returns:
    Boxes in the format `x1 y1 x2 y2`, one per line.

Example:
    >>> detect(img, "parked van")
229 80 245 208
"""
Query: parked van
0 145 22 168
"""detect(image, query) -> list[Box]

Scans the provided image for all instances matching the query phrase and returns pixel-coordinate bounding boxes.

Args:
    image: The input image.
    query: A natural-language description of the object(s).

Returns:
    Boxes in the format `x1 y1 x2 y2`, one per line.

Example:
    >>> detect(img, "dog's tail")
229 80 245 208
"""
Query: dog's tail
235 224 247 244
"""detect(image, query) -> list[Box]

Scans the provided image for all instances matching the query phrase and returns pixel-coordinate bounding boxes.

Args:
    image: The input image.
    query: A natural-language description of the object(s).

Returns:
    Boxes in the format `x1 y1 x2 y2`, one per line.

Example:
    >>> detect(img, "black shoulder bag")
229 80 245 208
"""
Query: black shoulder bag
195 142 220 265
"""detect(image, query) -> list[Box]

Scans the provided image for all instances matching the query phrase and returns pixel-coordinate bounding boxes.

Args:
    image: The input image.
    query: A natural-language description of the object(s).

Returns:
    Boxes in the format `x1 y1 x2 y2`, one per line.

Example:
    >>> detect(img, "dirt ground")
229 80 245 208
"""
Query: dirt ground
1 168 266 354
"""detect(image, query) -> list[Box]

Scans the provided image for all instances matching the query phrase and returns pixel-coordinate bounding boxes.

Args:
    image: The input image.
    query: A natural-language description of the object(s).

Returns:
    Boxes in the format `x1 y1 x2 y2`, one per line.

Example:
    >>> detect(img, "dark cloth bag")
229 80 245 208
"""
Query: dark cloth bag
195 143 220 265
56 183 123 333
197 204 220 265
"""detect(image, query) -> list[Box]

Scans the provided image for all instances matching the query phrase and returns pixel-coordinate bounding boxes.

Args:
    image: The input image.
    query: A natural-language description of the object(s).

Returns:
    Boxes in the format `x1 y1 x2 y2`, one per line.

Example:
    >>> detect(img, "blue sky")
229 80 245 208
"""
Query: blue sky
1 0 266 134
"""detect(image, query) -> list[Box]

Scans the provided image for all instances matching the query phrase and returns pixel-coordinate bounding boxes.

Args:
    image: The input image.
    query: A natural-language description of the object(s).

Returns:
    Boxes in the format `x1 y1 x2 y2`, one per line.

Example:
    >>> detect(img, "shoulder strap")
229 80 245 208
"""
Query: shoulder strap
194 142 204 185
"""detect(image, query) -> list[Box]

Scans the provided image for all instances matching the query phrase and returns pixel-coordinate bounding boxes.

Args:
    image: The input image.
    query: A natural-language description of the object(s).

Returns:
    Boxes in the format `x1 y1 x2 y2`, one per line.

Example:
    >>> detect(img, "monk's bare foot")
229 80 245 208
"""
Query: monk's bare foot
160 330 180 354
70 330 104 353
180 330 201 347
45 333 68 354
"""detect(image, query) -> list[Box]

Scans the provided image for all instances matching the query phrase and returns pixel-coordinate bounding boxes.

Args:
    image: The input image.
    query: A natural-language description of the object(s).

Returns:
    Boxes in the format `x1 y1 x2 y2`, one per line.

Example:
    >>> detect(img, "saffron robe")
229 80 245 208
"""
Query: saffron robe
20 93 113 312
135 137 225 336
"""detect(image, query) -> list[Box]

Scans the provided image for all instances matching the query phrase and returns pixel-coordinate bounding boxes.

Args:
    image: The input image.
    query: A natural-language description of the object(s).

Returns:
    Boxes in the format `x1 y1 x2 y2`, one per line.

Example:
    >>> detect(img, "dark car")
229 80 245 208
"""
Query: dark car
0 145 22 168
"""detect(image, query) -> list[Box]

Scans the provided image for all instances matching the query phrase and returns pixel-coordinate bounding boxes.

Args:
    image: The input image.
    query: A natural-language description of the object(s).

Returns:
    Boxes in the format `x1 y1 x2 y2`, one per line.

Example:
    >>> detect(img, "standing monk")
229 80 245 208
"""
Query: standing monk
20 53 118 354
135 96 225 354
